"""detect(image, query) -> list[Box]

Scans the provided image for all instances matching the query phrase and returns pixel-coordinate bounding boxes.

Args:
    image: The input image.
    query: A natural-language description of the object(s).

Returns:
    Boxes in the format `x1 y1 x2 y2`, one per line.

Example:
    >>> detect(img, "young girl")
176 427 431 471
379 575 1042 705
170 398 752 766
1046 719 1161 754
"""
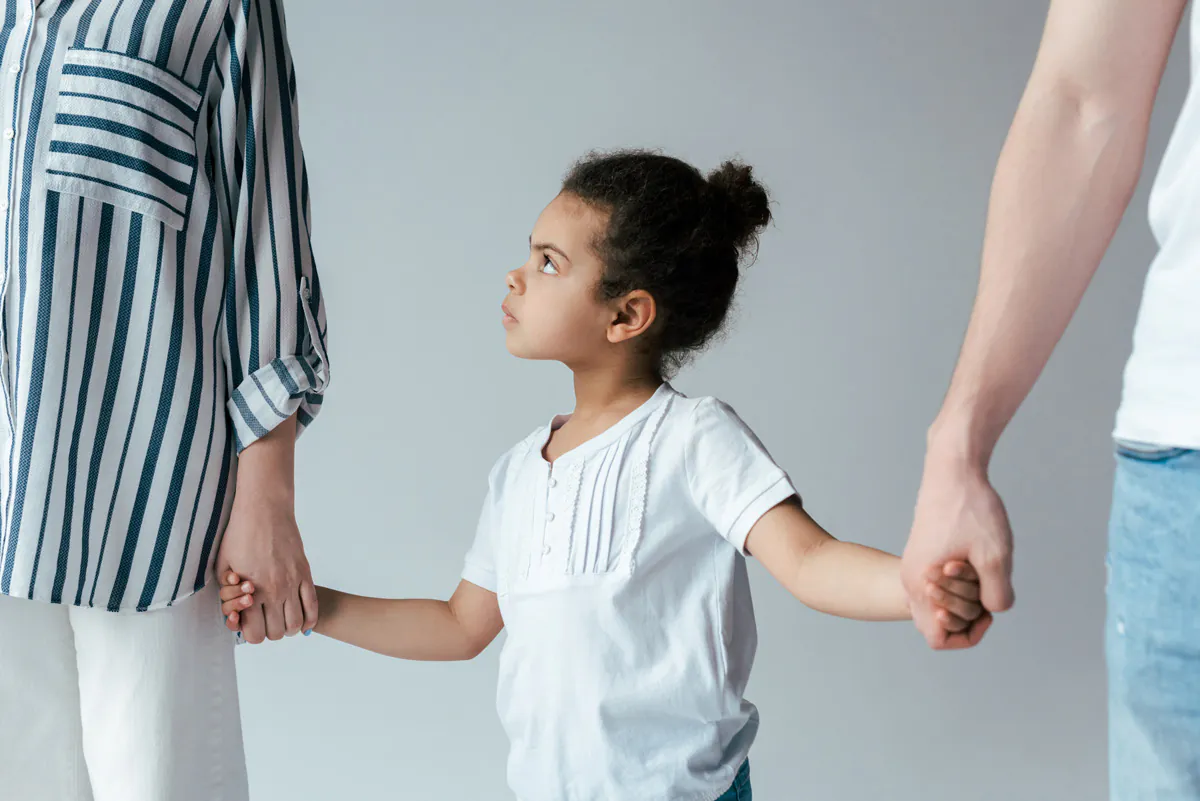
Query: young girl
222 152 986 801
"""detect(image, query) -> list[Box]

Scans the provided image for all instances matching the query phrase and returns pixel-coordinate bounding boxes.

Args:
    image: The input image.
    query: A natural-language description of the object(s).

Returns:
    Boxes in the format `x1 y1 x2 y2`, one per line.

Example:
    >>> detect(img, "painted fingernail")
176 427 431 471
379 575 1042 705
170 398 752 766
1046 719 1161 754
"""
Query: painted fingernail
303 629 312 637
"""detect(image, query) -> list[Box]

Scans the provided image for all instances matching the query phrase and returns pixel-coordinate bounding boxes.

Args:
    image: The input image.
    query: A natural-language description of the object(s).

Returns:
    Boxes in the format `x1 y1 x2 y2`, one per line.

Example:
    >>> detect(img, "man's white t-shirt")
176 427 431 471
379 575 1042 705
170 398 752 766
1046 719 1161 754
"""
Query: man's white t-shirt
1115 9 1200 449
462 384 797 801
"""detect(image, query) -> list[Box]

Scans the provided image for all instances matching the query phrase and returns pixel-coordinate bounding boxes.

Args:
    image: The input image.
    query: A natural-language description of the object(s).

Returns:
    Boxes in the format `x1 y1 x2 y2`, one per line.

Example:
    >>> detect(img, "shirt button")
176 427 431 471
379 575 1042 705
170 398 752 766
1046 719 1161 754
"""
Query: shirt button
548 478 558 488
546 512 556 522
542 545 552 556
8 64 18 74
0 200 8 212
4 128 14 140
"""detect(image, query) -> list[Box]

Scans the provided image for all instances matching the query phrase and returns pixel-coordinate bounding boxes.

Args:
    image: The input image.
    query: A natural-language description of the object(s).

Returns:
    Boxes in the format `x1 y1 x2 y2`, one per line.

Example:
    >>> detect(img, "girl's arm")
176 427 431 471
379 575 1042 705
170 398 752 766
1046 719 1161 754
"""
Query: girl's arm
222 574 503 661
745 498 977 623
312 580 503 661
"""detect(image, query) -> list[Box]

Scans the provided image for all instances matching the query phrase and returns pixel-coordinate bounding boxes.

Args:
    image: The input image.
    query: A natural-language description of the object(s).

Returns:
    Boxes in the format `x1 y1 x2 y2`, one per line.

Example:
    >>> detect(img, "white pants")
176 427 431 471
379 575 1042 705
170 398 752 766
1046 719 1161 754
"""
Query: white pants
0 582 249 801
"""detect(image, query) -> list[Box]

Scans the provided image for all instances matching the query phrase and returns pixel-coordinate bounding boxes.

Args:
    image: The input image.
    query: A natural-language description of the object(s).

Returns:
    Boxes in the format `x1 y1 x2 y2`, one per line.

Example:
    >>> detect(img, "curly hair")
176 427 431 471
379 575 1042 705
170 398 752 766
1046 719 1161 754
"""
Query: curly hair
562 150 771 377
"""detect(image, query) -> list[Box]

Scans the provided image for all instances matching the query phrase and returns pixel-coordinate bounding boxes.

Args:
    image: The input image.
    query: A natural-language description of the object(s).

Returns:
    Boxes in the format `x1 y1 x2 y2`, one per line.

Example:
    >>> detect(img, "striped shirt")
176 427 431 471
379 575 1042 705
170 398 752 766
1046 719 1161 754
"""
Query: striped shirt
0 0 328 613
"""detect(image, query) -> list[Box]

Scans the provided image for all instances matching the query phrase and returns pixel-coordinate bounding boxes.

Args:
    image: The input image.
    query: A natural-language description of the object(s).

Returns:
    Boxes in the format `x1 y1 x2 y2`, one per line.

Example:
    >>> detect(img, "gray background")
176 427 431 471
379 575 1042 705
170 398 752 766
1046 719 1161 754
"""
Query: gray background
235 2 1190 798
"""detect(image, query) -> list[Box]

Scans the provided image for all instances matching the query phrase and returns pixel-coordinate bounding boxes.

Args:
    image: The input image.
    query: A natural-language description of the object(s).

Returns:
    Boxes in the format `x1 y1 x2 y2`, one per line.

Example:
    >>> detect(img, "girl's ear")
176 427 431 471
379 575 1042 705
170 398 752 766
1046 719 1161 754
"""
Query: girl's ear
608 290 656 345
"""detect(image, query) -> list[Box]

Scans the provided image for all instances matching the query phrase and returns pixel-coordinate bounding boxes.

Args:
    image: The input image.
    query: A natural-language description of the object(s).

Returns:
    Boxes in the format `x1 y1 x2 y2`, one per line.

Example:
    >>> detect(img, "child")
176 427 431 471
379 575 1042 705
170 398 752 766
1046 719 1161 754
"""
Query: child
222 152 987 801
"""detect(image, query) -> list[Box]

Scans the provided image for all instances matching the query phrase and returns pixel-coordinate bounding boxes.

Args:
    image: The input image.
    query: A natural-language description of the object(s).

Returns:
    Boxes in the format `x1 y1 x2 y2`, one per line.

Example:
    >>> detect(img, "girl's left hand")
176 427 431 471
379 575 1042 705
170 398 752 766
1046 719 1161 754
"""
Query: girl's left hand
926 561 991 635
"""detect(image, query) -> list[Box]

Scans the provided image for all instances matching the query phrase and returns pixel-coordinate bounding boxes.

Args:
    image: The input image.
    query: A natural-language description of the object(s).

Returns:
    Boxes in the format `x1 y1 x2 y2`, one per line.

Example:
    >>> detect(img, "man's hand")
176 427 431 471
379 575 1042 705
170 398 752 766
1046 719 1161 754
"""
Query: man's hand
901 451 1013 650
215 416 317 644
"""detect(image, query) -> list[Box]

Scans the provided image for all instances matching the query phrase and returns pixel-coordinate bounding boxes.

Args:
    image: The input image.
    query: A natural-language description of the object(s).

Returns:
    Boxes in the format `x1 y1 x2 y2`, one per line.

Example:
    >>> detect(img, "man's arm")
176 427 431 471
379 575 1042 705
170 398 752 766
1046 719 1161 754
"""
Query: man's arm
931 0 1186 464
902 0 1188 649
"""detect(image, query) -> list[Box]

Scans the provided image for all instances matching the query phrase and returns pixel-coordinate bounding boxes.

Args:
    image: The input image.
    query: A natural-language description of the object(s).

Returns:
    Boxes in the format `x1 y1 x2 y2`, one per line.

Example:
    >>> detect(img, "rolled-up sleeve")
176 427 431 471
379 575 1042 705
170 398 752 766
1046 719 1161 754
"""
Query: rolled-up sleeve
213 0 329 452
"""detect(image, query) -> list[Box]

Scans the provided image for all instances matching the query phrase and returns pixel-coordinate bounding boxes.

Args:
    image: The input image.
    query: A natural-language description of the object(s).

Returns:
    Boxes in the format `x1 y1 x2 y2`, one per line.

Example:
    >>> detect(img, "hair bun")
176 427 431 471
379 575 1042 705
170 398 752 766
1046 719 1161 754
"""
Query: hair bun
706 160 771 253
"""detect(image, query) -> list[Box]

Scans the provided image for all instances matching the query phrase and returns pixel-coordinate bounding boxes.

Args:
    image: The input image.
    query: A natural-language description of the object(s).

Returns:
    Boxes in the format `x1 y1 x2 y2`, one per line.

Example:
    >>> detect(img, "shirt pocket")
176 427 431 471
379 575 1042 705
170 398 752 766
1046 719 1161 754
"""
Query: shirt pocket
44 47 202 231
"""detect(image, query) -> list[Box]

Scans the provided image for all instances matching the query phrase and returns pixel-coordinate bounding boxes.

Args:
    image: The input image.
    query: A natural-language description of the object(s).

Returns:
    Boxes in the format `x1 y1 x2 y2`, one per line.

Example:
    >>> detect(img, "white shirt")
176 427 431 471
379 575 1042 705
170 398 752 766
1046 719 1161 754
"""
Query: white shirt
0 0 328 612
1115 8 1200 449
462 384 797 801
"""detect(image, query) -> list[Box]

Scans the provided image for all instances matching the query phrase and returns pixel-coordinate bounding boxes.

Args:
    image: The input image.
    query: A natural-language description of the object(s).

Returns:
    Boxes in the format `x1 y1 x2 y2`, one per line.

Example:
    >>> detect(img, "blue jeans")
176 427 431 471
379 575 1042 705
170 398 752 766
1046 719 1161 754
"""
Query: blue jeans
1107 442 1200 800
715 761 751 801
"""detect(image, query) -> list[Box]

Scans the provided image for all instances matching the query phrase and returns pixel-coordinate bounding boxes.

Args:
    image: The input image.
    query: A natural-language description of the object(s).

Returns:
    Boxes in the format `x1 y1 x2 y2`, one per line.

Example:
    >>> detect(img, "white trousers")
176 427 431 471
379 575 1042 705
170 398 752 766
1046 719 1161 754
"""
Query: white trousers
0 581 249 801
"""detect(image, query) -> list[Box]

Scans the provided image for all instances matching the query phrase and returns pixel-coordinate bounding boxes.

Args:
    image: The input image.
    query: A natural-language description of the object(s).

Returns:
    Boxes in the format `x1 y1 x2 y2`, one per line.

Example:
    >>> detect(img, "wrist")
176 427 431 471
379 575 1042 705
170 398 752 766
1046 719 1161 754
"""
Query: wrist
233 472 295 507
313 586 336 633
894 565 915 621
234 417 297 503
926 412 995 474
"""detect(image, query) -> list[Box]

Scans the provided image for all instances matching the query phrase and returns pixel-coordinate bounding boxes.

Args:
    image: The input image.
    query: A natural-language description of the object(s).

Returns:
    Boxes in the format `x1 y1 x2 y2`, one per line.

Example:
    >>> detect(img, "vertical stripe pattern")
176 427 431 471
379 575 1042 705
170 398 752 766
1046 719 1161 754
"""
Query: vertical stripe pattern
0 0 328 611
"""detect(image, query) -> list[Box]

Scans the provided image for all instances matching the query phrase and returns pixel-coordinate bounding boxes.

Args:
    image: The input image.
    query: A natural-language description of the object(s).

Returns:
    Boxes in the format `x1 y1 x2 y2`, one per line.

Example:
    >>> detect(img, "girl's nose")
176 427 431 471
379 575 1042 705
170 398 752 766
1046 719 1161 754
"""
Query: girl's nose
506 267 523 292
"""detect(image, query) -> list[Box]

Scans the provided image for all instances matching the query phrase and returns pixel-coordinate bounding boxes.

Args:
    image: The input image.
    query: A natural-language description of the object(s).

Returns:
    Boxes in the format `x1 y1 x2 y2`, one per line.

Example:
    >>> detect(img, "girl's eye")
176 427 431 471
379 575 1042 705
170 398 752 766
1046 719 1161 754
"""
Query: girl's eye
540 257 559 275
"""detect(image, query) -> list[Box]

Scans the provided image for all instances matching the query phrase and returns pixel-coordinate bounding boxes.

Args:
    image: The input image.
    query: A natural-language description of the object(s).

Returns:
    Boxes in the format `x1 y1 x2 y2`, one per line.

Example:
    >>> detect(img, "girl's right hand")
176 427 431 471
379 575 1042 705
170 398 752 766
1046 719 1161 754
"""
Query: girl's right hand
219 571 256 632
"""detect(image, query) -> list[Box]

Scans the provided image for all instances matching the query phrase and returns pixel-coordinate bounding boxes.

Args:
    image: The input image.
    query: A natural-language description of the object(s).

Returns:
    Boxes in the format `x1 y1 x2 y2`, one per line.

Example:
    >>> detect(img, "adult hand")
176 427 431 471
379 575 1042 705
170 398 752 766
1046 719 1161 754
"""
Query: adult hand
214 417 317 644
901 452 1014 649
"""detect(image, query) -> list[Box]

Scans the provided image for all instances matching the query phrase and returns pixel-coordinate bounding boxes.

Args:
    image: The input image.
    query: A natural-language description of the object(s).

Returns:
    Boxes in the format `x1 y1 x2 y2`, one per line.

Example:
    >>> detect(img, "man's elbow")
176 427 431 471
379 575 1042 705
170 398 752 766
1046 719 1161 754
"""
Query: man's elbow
1032 74 1151 147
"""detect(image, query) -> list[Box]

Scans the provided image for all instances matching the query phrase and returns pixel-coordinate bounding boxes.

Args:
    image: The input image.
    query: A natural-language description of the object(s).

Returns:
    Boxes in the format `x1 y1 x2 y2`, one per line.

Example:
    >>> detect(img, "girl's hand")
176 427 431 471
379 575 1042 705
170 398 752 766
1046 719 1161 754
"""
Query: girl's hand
927 561 993 637
220 571 257 632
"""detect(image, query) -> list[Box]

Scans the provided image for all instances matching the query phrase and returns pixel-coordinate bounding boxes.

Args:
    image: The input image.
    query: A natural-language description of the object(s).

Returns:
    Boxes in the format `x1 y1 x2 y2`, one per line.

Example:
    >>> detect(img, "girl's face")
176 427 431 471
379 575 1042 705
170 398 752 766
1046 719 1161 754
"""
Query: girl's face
502 193 618 365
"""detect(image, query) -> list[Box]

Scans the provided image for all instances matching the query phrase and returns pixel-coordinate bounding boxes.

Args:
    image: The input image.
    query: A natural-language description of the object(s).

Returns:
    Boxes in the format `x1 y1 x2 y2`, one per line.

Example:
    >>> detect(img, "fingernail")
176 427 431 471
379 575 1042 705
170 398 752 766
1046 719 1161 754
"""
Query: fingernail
242 582 252 592
303 629 312 637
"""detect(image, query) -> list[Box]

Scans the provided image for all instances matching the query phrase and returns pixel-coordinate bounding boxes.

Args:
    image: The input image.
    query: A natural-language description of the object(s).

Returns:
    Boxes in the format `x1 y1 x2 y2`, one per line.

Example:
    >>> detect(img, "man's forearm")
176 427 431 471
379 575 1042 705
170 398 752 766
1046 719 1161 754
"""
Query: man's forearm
931 86 1147 466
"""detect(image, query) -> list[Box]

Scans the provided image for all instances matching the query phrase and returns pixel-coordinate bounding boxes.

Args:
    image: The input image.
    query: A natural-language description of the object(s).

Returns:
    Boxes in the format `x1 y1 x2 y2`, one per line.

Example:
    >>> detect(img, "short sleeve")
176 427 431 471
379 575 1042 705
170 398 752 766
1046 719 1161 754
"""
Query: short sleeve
684 398 798 555
462 458 506 592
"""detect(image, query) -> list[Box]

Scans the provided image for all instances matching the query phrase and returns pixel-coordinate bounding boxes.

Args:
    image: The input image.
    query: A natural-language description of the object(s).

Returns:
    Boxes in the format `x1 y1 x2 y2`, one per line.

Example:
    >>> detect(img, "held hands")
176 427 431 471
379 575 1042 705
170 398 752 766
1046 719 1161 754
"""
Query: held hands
218 563 987 641
218 571 315 637
923 560 991 637
215 418 319 644
902 459 1014 650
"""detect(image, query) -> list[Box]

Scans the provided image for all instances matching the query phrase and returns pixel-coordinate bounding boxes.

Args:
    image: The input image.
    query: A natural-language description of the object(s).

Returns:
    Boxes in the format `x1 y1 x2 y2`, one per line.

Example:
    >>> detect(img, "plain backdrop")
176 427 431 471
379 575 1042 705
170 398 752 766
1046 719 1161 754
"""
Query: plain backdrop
235 2 1191 798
